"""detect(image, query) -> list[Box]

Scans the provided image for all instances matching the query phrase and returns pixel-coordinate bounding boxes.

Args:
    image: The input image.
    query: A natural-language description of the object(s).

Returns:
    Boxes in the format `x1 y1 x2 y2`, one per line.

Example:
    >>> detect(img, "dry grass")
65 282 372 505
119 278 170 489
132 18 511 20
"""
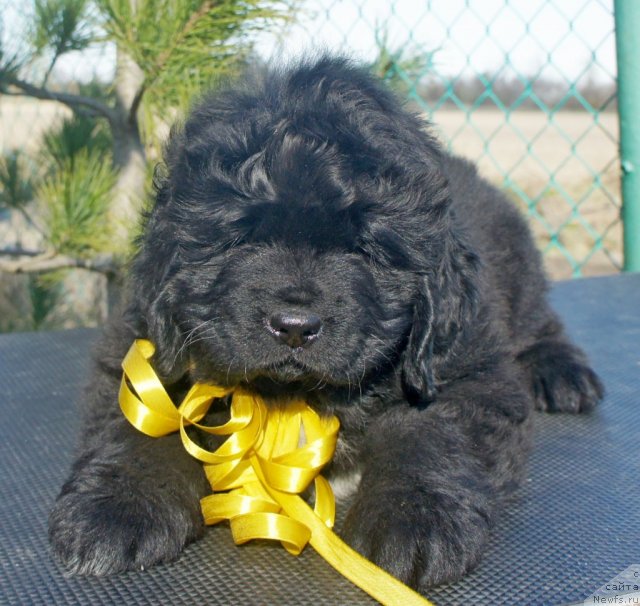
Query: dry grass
1 98 622 280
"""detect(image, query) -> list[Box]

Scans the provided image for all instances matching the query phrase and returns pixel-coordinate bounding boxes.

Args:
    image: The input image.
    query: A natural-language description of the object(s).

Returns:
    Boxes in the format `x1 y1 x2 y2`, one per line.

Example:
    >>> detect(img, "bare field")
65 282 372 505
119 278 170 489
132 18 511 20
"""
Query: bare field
0 97 72 153
430 109 621 279
1 98 621 279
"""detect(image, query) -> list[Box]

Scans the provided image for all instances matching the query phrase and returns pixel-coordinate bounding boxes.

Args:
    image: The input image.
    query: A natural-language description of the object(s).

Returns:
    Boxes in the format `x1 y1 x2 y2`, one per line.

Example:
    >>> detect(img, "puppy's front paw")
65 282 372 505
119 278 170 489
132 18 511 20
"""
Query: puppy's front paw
49 465 204 575
519 340 604 413
341 487 490 588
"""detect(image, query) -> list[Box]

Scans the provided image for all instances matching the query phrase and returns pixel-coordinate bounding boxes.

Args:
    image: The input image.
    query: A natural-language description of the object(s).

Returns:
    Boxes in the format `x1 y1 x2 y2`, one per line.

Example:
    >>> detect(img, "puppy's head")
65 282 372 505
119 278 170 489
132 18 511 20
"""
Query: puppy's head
130 57 477 406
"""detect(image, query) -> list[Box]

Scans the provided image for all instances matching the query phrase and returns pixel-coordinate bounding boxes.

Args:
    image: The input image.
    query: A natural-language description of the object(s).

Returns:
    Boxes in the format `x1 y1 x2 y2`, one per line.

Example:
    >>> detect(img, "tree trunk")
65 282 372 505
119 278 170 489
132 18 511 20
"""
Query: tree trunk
110 47 147 248
105 44 147 314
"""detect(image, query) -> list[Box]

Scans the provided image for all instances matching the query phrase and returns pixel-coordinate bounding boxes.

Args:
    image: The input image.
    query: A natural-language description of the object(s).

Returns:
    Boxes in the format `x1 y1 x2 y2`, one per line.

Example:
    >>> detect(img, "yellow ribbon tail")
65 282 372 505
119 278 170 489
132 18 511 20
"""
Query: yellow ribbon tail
252 458 434 606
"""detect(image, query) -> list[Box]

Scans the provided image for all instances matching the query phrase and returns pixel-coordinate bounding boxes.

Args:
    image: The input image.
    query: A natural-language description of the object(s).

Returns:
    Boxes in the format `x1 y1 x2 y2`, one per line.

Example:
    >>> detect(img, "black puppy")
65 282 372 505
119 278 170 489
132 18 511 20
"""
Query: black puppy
49 56 603 588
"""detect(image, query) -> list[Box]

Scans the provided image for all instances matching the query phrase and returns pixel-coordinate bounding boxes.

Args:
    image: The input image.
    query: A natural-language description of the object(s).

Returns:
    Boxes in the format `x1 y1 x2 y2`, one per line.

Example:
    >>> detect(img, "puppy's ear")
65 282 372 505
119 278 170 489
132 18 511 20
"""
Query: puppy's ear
430 219 479 355
128 176 189 385
401 217 479 405
401 277 436 404
146 283 188 384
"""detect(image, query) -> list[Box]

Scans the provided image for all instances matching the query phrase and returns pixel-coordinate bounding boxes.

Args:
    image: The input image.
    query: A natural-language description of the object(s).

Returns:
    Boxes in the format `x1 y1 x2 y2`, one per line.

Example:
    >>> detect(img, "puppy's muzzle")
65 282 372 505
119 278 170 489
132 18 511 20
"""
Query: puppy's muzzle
267 311 323 349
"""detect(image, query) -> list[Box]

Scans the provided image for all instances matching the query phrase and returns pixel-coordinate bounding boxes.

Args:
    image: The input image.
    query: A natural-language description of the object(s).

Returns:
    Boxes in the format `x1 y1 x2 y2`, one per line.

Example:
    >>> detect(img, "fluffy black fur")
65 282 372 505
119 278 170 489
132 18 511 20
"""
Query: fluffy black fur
49 56 603 588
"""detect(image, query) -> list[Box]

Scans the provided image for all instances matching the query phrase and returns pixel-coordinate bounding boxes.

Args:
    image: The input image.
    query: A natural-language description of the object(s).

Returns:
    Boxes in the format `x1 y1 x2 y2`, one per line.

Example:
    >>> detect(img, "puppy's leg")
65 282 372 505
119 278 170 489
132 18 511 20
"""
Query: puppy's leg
517 317 603 413
341 364 531 589
49 326 209 576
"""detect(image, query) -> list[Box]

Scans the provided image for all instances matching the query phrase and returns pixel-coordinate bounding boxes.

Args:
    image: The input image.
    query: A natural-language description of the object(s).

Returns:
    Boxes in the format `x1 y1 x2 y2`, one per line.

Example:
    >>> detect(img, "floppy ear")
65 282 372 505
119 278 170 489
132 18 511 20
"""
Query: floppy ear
126 172 189 385
401 215 479 405
401 277 436 404
145 281 188 384
429 220 479 355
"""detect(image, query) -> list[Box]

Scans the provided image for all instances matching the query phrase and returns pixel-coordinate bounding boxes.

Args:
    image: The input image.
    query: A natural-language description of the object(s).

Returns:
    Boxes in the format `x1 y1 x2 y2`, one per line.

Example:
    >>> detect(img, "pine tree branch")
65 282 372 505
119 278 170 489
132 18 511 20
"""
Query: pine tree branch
0 247 45 257
129 0 216 120
5 76 117 121
0 251 117 275
41 50 63 87
13 206 46 237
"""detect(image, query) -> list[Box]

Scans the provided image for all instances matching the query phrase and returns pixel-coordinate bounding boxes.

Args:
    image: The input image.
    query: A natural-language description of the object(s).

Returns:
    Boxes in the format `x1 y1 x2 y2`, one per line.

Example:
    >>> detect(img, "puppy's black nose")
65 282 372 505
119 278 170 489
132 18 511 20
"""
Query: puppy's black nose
267 311 322 349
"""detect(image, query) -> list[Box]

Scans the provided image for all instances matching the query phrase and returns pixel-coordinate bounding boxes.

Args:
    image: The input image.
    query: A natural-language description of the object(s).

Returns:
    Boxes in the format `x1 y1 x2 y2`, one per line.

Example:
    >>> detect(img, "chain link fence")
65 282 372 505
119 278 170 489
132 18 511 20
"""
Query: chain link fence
0 1 622 331
258 0 621 279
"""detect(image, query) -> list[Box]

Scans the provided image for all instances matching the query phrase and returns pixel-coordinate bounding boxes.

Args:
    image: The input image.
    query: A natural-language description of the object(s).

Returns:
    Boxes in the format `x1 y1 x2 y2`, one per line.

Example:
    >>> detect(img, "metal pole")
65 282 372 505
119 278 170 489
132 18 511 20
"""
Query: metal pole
614 0 640 272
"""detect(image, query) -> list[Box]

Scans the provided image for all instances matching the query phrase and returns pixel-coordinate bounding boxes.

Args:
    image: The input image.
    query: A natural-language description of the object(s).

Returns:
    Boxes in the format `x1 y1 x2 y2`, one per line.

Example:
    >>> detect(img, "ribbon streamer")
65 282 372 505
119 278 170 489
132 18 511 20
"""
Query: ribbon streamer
120 339 434 606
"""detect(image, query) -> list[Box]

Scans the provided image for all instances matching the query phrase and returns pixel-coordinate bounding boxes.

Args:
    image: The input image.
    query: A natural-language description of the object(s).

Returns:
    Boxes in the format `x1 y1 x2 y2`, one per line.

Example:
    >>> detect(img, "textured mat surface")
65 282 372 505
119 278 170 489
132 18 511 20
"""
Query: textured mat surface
0 274 639 606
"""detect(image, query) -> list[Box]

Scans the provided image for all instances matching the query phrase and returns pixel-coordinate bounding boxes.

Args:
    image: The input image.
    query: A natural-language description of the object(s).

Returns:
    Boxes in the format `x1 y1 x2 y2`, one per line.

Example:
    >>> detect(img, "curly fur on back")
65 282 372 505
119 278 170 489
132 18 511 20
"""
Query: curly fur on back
49 56 603 589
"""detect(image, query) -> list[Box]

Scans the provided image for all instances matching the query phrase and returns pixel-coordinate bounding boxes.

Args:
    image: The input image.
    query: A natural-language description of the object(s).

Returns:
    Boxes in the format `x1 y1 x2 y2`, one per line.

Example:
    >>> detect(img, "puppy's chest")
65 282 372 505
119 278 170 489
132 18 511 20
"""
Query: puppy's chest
186 397 369 476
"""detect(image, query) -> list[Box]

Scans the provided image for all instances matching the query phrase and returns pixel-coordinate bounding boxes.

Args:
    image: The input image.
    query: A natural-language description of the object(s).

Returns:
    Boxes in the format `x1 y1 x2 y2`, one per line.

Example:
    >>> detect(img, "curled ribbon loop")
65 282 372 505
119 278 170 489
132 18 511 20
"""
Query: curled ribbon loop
120 339 434 606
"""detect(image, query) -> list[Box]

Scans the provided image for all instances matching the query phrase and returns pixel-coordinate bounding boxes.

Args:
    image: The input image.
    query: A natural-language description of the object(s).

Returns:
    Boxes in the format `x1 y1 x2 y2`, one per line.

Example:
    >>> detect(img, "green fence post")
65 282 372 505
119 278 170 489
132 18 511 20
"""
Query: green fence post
615 0 640 272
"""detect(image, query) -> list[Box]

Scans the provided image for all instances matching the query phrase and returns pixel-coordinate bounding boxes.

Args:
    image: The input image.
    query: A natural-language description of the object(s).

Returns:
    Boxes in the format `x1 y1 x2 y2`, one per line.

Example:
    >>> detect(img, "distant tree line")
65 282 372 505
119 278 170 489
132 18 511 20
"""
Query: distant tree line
370 35 616 113
417 72 617 112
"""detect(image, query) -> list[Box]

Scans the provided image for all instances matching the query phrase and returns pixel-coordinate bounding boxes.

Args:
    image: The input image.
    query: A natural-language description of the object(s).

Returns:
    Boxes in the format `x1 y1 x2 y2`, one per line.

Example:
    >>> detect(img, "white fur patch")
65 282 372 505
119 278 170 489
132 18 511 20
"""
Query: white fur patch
329 470 362 500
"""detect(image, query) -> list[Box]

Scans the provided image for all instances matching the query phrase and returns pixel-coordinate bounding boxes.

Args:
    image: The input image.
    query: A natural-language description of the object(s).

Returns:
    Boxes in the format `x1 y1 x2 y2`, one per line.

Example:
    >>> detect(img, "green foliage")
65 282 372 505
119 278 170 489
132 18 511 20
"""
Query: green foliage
41 113 112 168
0 151 34 212
34 114 114 254
77 79 114 104
0 274 62 332
27 275 61 329
32 0 94 66
0 18 25 91
371 28 435 101
97 0 289 115
0 49 23 90
37 148 116 256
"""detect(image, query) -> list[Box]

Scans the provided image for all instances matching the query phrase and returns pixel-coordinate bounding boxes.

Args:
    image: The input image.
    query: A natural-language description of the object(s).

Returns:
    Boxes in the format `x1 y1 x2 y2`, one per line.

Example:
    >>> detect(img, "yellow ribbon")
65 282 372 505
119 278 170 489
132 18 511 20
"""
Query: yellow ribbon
119 339 434 606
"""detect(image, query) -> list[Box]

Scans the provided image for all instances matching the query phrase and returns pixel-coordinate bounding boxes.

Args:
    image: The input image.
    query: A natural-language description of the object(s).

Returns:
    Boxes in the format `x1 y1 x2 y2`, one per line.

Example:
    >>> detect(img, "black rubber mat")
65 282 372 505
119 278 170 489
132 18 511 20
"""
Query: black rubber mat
1 273 639 606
